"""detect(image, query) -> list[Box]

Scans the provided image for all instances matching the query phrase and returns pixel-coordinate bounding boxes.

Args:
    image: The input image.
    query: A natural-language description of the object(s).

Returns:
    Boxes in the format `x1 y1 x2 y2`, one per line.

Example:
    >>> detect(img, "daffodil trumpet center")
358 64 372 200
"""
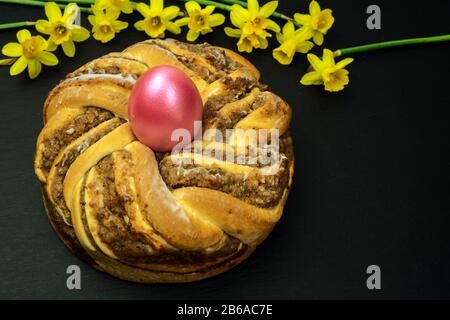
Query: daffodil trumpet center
22 38 41 59
322 67 349 91
100 23 112 34
253 17 261 25
251 16 264 28
196 15 205 26
55 24 67 36
50 21 71 44
189 10 210 31
316 16 328 30
273 40 297 65
150 16 162 27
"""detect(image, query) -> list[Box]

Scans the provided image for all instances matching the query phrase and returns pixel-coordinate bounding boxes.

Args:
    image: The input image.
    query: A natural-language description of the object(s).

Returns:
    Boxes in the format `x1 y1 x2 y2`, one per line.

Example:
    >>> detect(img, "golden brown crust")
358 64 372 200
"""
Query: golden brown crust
35 39 294 283
220 47 260 80
42 189 256 283
43 79 131 123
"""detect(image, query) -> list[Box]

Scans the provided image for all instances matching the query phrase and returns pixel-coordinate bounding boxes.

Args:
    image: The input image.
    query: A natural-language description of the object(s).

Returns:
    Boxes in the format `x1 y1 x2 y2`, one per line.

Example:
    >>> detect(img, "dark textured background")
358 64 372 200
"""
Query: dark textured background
0 0 449 299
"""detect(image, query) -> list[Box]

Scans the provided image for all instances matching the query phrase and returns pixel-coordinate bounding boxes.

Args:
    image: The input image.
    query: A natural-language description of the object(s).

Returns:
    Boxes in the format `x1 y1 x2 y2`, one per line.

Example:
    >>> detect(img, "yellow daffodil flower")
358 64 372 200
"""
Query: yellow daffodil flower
95 0 133 14
294 0 334 46
175 1 225 42
300 48 353 92
224 27 269 53
35 2 90 57
224 0 280 53
88 6 128 43
273 21 314 65
239 32 268 52
1 29 58 79
225 28 269 53
134 0 181 38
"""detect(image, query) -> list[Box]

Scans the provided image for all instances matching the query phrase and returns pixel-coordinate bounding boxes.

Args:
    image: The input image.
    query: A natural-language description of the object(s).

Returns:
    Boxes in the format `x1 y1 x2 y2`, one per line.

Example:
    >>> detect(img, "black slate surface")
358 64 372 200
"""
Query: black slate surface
0 0 449 299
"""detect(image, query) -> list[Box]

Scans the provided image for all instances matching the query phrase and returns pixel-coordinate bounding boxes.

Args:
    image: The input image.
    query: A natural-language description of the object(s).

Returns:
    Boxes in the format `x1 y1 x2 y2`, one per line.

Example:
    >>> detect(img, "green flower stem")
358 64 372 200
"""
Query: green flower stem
0 21 35 30
40 0 95 4
41 0 146 12
214 0 301 27
336 34 450 57
52 0 184 15
178 0 232 12
0 0 91 13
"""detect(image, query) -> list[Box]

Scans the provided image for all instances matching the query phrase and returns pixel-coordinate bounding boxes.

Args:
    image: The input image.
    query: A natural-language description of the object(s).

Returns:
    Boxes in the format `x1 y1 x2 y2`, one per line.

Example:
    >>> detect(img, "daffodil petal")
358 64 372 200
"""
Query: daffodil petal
230 7 247 28
112 21 128 31
294 26 311 41
62 41 75 57
231 4 249 18
294 13 310 25
64 3 80 26
0 58 15 65
9 56 27 76
150 0 164 15
165 21 181 34
2 42 22 57
27 59 41 79
258 37 269 49
136 3 151 17
335 57 354 69
298 25 314 40
313 31 323 45
185 1 201 13
88 15 96 26
260 1 278 18
45 2 62 22
17 29 31 44
202 5 215 16
119 1 133 14
309 0 321 15
300 71 322 85
32 36 47 52
296 40 314 53
105 7 121 21
265 19 281 32
322 49 335 67
162 6 180 20
37 51 58 66
186 29 199 42
35 20 51 35
134 20 144 31
224 27 241 38
72 27 90 42
46 39 58 51
91 3 103 14
282 21 295 37
275 32 284 44
307 53 323 71
200 27 213 35
208 13 225 27
247 0 259 16
175 17 189 26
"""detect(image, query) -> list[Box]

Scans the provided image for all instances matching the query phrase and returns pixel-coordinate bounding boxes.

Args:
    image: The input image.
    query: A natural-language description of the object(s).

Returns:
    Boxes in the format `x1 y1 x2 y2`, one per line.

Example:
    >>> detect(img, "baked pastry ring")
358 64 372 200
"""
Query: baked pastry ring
34 39 294 283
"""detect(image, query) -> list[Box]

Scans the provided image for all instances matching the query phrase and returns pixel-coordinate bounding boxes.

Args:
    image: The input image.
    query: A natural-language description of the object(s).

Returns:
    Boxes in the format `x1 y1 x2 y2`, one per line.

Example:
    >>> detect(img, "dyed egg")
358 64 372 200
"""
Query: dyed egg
128 66 203 152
